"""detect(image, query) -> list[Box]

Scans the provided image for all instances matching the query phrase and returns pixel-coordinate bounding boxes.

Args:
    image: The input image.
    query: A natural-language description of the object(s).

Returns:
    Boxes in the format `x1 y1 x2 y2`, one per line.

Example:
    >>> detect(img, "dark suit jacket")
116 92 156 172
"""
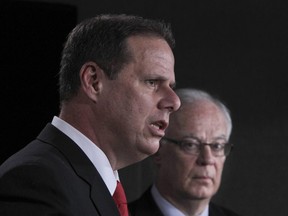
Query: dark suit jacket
129 187 241 216
0 123 120 216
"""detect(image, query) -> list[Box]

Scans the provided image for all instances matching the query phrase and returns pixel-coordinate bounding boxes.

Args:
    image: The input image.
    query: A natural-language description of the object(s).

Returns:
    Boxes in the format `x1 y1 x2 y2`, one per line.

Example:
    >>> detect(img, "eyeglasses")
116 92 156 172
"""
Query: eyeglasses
161 137 233 157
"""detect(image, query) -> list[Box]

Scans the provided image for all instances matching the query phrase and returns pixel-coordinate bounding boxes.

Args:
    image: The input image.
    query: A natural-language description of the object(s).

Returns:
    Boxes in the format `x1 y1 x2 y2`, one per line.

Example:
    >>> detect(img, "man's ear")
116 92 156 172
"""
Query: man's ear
79 61 105 102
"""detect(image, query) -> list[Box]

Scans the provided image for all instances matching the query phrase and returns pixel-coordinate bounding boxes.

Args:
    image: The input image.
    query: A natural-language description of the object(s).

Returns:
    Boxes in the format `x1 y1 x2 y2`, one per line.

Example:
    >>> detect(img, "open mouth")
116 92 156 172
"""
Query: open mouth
151 120 167 131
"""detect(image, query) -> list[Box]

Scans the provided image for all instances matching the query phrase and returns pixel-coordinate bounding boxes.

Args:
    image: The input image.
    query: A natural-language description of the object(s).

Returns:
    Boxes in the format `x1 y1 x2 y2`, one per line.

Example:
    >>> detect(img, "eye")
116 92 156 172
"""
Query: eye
210 143 225 152
181 141 200 151
145 79 159 88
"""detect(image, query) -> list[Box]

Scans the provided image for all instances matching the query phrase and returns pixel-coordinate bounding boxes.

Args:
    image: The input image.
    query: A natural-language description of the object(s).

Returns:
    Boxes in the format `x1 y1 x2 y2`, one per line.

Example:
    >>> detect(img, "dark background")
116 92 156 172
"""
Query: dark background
1 0 288 215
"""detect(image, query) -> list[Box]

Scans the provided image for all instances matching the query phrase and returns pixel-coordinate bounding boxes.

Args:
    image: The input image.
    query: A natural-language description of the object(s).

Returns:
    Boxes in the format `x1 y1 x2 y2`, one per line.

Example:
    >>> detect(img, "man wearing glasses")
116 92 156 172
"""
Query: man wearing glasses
129 88 241 216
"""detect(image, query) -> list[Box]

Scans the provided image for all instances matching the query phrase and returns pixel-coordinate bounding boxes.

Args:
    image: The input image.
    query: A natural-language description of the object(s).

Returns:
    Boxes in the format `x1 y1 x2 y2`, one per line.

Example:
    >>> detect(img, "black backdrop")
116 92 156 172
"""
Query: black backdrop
1 1 288 215
0 0 77 161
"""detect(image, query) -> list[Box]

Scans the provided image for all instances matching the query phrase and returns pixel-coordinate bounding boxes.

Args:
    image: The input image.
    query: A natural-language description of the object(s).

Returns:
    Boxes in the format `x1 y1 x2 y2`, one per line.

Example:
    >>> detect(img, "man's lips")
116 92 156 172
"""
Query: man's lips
194 176 212 179
150 120 168 137
193 175 213 182
193 172 214 179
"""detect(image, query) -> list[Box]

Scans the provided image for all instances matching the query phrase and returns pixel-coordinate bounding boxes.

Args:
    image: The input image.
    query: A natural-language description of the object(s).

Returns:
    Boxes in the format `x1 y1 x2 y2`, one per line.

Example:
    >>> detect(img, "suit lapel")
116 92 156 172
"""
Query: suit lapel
37 123 120 216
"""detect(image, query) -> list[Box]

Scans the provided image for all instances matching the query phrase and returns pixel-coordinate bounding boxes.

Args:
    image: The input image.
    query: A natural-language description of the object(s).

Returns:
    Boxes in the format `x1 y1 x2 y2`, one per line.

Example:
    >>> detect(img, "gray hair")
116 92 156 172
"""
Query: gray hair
175 88 232 138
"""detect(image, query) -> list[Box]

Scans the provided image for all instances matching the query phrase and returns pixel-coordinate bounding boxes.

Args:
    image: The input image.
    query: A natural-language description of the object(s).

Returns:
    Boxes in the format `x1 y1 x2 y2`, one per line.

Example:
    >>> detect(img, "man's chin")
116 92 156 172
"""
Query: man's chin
190 189 214 200
139 139 160 156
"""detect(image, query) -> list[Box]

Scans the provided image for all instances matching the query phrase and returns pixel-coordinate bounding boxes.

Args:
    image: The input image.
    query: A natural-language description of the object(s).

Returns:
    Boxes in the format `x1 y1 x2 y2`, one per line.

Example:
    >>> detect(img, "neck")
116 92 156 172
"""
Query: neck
155 183 210 216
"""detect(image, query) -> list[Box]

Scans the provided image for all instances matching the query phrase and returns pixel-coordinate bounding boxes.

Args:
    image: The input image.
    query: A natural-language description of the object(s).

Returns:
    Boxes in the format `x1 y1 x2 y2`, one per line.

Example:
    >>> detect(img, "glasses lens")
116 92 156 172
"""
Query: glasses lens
180 141 200 155
163 137 233 157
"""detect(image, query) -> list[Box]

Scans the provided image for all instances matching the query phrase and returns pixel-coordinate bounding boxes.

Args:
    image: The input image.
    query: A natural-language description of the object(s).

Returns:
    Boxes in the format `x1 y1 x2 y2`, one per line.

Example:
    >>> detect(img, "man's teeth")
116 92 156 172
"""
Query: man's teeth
151 123 161 129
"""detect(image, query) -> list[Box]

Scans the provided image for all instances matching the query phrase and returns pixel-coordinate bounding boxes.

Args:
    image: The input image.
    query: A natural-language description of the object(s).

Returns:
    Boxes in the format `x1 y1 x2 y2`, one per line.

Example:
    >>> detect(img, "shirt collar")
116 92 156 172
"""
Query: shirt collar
52 116 118 195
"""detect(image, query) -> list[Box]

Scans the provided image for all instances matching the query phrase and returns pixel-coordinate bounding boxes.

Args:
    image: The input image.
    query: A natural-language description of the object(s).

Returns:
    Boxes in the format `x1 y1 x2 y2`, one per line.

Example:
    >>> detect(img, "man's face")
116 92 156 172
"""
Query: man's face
155 101 229 201
100 36 181 167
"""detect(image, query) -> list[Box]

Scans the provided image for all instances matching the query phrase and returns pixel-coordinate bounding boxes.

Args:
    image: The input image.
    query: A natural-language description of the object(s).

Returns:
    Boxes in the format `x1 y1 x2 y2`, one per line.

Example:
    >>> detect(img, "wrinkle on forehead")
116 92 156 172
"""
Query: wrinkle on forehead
127 36 174 63
125 36 175 81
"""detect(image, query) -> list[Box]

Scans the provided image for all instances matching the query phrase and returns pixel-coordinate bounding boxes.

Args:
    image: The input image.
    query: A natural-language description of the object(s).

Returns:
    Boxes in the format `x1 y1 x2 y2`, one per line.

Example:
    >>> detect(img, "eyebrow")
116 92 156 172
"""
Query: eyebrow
181 135 228 142
146 73 177 89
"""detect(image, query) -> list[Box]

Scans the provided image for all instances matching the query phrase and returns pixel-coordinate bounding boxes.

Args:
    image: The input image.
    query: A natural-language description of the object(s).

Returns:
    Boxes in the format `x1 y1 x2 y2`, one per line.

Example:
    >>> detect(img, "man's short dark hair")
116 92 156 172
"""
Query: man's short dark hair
59 14 175 103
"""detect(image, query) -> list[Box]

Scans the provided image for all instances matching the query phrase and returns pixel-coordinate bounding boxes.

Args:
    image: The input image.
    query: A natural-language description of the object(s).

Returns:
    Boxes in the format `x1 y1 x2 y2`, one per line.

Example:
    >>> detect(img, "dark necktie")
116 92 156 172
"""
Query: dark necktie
113 181 129 216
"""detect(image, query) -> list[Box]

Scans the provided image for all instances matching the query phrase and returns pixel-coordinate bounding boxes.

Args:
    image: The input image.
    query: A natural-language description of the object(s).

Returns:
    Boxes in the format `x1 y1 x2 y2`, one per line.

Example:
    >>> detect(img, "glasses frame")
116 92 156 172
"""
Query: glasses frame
161 136 233 157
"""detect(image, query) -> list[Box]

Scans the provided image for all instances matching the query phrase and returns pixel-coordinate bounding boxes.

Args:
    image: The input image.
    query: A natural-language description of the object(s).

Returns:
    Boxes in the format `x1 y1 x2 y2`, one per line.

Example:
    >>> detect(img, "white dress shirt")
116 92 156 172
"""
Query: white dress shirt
151 184 209 216
51 116 118 195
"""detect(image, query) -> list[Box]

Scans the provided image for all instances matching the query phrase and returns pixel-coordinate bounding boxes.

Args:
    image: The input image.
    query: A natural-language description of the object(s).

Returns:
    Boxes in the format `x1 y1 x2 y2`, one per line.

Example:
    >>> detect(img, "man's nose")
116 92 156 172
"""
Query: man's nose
159 88 181 113
196 145 216 165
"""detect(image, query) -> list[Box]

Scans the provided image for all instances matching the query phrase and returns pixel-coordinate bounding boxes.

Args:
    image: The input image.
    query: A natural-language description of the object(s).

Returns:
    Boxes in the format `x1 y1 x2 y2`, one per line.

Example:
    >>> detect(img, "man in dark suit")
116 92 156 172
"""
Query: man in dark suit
129 88 241 216
0 14 180 215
